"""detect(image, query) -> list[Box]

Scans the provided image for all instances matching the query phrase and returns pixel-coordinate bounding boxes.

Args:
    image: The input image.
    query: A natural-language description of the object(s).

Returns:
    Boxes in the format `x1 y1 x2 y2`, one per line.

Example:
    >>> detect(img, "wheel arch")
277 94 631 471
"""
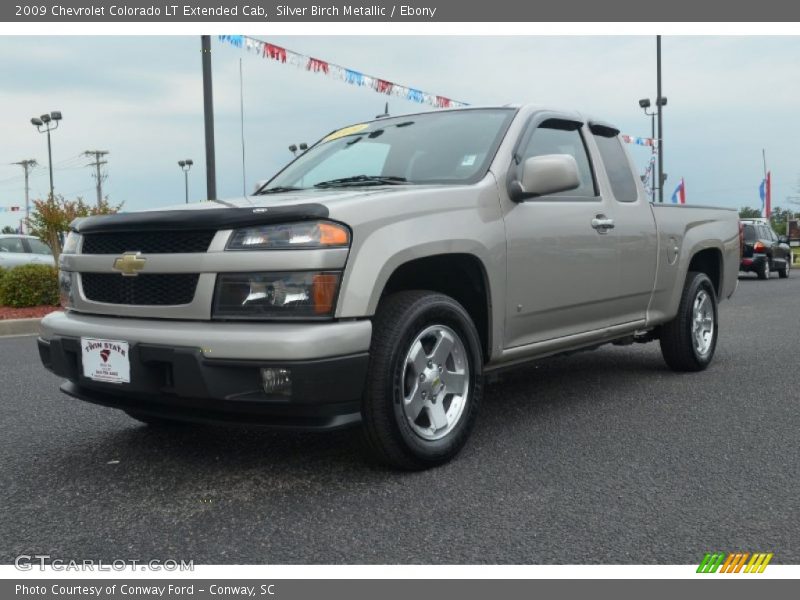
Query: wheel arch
377 253 493 362
688 247 723 297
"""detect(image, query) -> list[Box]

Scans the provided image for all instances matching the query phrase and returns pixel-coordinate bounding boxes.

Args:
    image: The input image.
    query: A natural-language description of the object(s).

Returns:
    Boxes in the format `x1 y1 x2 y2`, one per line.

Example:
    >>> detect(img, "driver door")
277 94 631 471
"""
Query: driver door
503 118 620 349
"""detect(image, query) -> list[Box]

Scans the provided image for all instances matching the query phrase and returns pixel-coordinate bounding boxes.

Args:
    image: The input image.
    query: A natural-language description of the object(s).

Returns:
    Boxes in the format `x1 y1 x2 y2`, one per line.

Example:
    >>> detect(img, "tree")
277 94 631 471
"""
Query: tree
1 225 16 234
739 206 762 219
769 206 793 235
26 195 122 261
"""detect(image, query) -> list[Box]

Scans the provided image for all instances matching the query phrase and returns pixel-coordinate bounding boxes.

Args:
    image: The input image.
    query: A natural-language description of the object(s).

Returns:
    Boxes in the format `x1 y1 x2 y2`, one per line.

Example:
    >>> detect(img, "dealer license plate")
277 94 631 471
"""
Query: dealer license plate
81 337 131 384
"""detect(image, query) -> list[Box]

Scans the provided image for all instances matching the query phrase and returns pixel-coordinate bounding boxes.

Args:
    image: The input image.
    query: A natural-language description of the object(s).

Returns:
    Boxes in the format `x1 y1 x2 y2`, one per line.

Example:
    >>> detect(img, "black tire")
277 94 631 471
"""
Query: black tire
125 411 187 428
757 258 771 280
779 256 790 279
659 271 719 372
362 291 483 470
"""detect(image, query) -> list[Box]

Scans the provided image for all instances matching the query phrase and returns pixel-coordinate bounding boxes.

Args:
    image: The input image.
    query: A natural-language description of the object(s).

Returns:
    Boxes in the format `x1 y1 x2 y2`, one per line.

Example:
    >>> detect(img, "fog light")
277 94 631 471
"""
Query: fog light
261 368 292 396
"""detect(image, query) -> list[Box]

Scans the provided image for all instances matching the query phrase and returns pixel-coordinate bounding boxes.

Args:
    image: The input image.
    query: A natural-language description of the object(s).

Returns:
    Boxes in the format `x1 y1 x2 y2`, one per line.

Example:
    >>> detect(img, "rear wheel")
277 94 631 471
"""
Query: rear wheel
757 258 771 280
779 256 790 278
659 271 718 372
362 291 483 470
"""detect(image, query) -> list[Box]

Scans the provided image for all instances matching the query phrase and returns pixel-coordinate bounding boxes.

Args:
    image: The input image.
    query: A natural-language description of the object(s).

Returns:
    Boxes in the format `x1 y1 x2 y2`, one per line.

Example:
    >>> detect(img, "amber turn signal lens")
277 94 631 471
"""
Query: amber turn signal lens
317 222 350 246
312 273 339 314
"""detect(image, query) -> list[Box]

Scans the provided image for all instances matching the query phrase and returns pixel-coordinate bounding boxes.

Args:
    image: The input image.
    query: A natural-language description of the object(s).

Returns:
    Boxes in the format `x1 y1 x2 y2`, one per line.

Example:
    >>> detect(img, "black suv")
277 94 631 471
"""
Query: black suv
740 220 792 279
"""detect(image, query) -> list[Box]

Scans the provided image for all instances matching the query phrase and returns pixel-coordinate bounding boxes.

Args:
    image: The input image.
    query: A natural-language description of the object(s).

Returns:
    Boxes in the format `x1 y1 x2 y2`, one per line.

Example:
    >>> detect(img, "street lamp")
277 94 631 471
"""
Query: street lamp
178 159 193 204
30 110 62 200
288 143 308 157
638 97 666 202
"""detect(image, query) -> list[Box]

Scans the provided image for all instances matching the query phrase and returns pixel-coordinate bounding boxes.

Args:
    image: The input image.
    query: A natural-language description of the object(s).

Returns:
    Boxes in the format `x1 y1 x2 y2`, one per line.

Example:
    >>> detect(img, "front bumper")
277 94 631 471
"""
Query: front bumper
38 311 372 430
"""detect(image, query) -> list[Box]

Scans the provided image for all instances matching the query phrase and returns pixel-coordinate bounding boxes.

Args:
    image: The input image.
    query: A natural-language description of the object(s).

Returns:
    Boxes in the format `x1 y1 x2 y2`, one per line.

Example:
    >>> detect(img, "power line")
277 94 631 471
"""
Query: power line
83 150 109 206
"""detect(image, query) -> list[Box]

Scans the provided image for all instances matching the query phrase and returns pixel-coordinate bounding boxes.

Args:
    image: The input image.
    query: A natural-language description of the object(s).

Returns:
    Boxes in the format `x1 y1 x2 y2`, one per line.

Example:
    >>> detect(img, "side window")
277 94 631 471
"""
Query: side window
519 119 596 198
27 238 52 255
743 225 756 242
591 132 639 203
0 238 25 253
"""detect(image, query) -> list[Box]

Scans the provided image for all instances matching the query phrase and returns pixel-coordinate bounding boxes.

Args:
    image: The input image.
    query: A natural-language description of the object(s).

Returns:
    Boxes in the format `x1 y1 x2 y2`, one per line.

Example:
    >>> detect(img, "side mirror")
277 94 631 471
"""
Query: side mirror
778 236 789 244
510 154 580 201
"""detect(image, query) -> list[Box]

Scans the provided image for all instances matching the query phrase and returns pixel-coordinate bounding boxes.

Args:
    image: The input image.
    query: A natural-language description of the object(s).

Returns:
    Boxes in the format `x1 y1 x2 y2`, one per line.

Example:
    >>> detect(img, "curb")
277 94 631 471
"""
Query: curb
0 318 41 337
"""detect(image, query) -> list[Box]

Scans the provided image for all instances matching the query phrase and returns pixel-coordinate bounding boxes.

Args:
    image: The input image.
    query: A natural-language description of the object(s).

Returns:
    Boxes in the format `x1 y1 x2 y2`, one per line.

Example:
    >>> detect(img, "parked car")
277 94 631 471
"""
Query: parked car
0 234 55 268
739 220 791 279
38 105 740 469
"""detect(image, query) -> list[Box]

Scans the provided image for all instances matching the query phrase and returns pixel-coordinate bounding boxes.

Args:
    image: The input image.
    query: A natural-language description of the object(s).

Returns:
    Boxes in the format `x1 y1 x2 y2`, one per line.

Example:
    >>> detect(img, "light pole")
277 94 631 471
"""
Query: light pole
656 35 665 203
178 159 193 204
639 97 667 202
30 111 62 200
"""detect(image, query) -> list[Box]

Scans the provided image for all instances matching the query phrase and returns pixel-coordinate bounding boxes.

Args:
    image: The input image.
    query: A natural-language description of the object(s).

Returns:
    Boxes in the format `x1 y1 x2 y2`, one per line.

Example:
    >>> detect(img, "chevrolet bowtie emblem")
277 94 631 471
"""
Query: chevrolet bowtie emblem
113 252 146 276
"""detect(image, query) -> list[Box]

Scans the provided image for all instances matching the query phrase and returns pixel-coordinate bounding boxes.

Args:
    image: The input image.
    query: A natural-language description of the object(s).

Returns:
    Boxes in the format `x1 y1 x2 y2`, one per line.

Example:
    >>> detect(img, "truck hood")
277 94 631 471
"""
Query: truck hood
71 186 452 233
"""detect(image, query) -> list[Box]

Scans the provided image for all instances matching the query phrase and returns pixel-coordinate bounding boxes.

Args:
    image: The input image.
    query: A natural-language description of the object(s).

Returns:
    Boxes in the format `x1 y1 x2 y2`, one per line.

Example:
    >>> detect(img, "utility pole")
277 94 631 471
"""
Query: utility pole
201 35 217 200
656 35 664 203
12 159 37 234
84 150 109 207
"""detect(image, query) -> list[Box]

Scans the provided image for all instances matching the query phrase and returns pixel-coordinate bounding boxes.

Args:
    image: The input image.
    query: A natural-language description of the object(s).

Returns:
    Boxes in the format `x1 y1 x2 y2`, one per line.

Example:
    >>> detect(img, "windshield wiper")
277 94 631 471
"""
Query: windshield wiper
254 186 304 195
314 175 408 188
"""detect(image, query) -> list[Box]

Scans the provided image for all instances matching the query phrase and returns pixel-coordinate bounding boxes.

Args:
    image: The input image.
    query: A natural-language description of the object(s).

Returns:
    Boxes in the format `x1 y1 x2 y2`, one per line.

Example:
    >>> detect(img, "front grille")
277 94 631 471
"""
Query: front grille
81 273 199 305
82 231 215 254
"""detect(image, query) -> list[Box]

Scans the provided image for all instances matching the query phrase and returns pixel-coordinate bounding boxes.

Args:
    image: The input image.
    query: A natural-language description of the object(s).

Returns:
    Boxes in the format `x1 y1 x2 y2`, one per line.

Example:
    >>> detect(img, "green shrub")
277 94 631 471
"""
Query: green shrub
0 264 60 308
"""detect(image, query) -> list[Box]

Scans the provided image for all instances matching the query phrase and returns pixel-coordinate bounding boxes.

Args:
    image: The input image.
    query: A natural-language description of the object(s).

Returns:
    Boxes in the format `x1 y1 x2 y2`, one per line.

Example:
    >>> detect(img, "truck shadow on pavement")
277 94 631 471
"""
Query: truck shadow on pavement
52 344 678 477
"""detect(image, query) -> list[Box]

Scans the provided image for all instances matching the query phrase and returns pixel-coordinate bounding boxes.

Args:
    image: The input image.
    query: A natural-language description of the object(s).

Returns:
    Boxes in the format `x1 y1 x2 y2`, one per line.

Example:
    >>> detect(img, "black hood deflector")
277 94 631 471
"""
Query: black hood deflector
71 204 330 234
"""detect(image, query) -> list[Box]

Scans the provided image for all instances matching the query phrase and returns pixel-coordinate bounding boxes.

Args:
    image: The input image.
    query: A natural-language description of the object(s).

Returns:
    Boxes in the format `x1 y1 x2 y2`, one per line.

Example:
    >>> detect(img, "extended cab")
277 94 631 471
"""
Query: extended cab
38 105 740 469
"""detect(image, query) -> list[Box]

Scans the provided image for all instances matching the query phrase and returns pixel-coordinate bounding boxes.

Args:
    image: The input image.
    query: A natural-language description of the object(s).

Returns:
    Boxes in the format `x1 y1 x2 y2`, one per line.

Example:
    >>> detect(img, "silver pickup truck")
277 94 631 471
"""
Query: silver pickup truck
38 105 740 469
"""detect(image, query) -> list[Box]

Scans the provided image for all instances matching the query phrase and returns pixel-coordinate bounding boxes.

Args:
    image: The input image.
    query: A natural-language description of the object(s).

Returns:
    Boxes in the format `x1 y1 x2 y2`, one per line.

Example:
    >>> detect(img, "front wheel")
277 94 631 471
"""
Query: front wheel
659 271 719 372
362 291 483 470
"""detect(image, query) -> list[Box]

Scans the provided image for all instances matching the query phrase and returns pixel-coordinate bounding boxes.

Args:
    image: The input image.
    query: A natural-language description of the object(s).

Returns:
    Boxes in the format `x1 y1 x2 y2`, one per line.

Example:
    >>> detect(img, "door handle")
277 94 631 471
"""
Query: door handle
591 216 615 233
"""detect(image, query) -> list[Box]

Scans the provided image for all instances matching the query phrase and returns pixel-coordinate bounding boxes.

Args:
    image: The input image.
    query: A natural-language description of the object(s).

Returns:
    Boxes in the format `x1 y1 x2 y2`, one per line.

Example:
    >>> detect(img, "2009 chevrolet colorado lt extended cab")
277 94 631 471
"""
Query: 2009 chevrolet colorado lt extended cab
38 105 740 469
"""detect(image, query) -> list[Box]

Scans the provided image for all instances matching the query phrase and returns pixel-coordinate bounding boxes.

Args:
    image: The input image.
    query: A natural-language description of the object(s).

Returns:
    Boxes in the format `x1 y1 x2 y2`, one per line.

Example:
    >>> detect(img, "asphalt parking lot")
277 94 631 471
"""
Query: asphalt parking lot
1 274 798 565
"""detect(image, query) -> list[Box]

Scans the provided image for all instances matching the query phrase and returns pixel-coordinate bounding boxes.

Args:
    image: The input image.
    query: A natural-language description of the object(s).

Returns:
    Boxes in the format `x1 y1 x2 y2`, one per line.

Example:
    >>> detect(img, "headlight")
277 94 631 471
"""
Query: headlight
212 271 341 319
62 231 82 254
226 221 350 250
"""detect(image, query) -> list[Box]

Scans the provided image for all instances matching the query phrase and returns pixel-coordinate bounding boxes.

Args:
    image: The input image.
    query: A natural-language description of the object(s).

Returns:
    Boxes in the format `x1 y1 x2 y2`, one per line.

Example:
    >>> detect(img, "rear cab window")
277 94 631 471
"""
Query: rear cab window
590 124 639 203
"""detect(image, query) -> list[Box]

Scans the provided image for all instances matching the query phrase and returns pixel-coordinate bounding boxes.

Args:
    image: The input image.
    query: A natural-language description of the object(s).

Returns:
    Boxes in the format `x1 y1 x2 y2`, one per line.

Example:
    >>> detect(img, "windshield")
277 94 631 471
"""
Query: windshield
262 108 516 192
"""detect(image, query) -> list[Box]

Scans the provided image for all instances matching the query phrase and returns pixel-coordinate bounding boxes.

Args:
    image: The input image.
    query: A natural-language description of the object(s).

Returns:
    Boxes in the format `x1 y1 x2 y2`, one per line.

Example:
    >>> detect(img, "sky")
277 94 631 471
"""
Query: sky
1 35 799 230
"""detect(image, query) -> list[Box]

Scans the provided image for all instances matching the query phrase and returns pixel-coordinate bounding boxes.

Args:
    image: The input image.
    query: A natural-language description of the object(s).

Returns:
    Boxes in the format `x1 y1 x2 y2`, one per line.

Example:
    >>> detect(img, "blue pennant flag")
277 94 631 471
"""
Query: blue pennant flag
407 88 424 103
345 69 364 86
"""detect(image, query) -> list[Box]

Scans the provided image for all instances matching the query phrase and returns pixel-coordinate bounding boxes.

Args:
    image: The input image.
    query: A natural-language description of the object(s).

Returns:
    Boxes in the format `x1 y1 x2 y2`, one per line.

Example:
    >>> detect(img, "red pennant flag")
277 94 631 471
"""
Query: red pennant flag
307 57 329 74
264 43 286 62
436 96 451 108
376 79 393 94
